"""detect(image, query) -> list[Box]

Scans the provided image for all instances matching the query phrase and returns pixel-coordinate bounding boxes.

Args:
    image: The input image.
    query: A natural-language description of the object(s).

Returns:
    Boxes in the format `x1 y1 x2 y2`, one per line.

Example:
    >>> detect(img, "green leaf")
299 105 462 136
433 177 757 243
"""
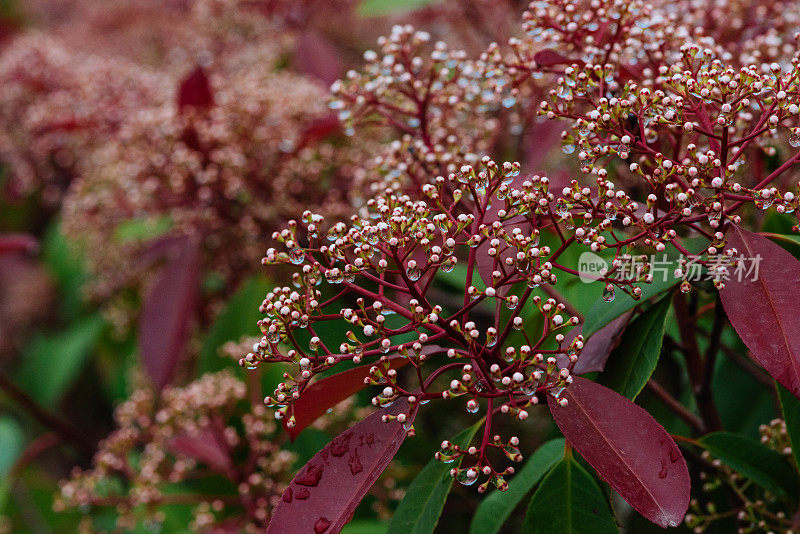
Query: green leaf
15 315 105 408
699 432 800 499
357 0 436 17
0 416 24 514
41 221 87 319
0 417 23 479
341 520 389 534
469 439 565 534
776 382 800 472
199 276 271 373
599 296 671 399
387 419 483 534
582 276 677 339
113 215 172 243
522 455 618 534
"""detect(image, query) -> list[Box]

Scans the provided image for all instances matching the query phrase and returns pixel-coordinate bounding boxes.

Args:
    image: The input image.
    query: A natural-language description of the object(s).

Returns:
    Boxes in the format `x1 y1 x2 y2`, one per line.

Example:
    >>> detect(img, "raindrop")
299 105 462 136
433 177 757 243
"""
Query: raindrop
562 143 576 155
289 248 305 265
456 469 479 486
314 518 332 534
790 131 800 147
602 285 616 302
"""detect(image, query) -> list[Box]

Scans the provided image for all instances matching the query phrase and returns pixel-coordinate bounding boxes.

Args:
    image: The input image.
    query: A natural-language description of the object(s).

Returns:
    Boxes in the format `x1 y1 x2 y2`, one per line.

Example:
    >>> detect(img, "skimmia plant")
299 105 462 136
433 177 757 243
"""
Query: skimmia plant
4 0 800 533
247 1 800 533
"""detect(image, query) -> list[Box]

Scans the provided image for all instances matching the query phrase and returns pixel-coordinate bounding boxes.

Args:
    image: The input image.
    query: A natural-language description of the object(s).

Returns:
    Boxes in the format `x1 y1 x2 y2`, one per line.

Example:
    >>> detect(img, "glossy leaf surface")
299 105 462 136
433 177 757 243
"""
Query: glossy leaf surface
266 401 411 534
138 237 200 390
387 420 483 534
720 226 800 398
522 455 617 534
469 438 565 534
288 347 443 439
599 296 671 399
559 311 632 375
548 377 690 528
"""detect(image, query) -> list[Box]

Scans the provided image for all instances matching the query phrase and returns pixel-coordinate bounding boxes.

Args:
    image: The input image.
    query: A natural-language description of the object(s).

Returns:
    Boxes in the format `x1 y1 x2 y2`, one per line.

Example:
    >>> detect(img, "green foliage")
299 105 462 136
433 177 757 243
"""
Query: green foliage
522 454 618 534
582 272 677 338
469 438 565 534
113 215 172 243
357 0 437 17
599 296 671 399
15 314 105 409
699 432 800 500
387 420 483 534
199 275 271 373
41 221 87 320
776 383 800 472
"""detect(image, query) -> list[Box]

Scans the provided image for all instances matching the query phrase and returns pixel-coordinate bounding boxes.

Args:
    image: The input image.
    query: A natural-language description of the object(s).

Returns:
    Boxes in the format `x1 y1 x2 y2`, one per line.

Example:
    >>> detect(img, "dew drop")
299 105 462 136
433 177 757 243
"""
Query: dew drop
790 131 800 147
602 285 615 302
561 143 576 155
658 459 668 479
456 469 479 486
406 265 421 281
314 517 332 534
349 452 363 475
502 96 517 108
295 463 324 487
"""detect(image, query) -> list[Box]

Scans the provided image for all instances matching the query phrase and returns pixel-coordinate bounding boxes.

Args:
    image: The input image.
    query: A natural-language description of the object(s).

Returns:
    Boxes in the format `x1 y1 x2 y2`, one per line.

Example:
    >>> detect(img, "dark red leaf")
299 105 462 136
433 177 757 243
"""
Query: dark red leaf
293 30 341 86
177 66 214 111
533 50 576 68
266 401 412 534
287 346 443 440
720 225 800 397
0 233 38 256
524 119 564 171
557 311 632 375
138 237 200 390
169 428 233 475
548 377 690 528
299 114 341 148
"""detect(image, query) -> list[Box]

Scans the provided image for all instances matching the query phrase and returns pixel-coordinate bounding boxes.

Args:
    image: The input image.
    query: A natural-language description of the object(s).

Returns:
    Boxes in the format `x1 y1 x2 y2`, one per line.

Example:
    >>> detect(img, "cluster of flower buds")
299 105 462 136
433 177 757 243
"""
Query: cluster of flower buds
330 24 505 197
247 158 588 488
0 33 168 203
480 0 800 289
54 2 362 325
55 371 295 533
685 417 796 534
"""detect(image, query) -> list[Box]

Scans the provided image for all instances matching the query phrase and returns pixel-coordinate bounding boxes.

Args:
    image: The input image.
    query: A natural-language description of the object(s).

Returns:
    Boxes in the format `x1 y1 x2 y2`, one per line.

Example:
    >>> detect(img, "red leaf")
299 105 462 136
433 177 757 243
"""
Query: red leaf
533 50 576 68
0 233 38 256
548 377 690 528
177 66 214 111
720 226 800 397
169 429 233 475
266 401 412 534
287 346 443 440
293 30 341 86
558 311 632 375
138 237 200 390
